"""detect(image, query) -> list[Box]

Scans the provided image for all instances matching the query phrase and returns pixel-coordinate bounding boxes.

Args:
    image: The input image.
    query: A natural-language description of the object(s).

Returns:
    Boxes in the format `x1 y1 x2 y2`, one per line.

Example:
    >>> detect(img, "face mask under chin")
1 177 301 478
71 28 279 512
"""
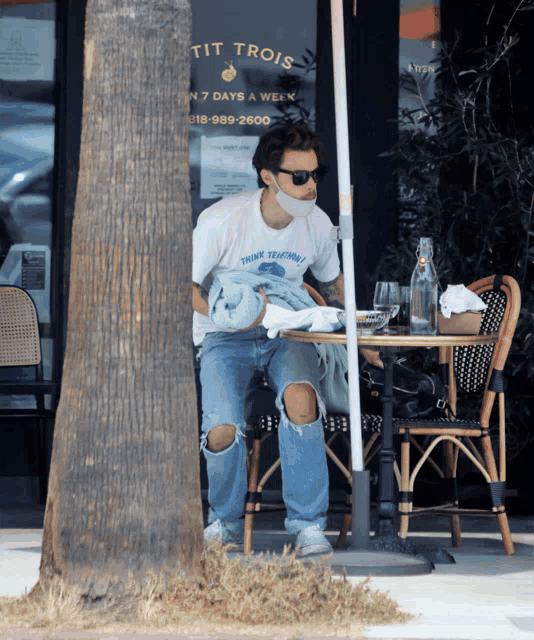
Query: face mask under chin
271 174 316 219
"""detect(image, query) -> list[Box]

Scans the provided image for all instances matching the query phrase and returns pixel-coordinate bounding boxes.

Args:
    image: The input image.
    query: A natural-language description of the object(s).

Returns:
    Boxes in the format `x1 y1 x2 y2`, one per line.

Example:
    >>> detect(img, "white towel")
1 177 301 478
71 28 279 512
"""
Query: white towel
440 284 487 318
262 304 344 338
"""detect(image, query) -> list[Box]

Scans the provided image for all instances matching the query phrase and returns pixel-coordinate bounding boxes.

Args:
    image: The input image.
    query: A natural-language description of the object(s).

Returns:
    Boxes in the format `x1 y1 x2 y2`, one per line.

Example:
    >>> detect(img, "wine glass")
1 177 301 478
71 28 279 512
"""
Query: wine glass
373 282 400 332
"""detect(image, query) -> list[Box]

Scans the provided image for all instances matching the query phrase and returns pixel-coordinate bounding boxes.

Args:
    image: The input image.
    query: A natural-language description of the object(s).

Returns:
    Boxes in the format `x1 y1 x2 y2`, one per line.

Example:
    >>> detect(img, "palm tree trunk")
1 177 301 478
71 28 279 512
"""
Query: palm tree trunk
39 0 201 597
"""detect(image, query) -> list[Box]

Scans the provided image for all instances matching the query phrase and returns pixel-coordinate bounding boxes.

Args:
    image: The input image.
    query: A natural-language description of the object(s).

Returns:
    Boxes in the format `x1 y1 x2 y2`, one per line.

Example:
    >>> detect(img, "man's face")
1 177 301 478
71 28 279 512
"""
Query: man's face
263 150 320 200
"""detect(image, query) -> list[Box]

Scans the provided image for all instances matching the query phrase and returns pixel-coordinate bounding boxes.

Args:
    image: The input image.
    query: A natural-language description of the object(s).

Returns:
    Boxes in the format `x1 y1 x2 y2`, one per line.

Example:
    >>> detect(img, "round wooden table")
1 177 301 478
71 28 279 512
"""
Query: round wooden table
281 328 499 565
281 329 498 347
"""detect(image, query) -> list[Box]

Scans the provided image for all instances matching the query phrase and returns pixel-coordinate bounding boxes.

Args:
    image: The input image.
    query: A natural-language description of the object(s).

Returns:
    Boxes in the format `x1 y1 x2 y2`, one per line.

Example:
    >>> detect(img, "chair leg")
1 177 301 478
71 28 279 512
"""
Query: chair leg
444 440 462 548
479 433 515 555
336 494 352 549
497 510 515 556
449 514 462 548
244 435 261 555
398 432 411 539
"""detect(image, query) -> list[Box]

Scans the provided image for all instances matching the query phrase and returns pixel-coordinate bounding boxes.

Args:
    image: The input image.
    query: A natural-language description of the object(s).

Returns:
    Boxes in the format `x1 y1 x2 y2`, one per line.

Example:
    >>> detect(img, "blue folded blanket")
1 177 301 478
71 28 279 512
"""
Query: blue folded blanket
208 271 349 414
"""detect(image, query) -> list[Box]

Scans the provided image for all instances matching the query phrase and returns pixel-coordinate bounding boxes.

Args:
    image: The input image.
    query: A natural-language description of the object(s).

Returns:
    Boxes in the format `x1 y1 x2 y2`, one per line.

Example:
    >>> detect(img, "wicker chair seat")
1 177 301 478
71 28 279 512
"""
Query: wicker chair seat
253 412 481 434
252 412 383 434
395 416 481 431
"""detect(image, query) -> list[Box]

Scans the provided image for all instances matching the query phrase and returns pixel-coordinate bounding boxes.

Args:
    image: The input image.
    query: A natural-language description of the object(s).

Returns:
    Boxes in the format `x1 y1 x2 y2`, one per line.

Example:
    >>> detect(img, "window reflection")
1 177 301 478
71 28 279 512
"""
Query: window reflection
0 2 56 414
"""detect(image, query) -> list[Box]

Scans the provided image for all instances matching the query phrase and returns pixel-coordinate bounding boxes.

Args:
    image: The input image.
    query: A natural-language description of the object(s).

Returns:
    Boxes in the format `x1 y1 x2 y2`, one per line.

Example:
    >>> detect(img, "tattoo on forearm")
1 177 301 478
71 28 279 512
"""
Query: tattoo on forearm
319 276 345 309
321 283 338 303
324 298 344 310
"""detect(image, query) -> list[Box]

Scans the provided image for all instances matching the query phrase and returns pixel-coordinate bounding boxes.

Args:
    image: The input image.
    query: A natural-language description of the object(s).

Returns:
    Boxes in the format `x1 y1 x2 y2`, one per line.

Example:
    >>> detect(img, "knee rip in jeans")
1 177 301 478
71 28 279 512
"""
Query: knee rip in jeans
276 382 326 436
200 423 246 454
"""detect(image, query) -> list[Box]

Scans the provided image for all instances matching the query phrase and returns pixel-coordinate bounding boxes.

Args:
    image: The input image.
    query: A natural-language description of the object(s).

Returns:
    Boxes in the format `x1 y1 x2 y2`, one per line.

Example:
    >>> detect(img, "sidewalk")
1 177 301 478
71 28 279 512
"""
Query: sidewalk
1 505 534 640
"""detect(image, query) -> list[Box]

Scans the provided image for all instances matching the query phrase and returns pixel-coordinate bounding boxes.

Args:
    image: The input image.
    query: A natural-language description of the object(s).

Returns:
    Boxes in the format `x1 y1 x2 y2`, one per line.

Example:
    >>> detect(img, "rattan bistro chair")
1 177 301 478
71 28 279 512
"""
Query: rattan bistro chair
395 275 521 555
0 285 60 503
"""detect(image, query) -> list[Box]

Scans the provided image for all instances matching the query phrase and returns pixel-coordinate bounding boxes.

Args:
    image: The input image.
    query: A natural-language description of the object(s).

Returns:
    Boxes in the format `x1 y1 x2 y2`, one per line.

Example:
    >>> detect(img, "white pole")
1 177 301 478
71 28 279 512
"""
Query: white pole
330 0 363 472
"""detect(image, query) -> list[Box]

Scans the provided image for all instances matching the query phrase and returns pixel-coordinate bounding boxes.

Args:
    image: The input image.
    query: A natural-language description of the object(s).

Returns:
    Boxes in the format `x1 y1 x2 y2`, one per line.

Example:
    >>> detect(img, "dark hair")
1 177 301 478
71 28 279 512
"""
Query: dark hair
252 123 324 187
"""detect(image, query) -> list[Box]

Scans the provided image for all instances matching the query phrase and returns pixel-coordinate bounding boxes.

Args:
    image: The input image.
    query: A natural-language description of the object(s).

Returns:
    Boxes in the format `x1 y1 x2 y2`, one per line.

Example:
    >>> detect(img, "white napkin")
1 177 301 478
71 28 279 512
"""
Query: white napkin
262 304 344 338
439 284 487 318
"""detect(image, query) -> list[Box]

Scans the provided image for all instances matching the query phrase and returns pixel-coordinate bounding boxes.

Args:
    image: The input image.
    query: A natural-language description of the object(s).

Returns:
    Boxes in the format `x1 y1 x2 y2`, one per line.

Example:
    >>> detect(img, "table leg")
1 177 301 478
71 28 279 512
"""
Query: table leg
374 346 397 538
369 346 455 565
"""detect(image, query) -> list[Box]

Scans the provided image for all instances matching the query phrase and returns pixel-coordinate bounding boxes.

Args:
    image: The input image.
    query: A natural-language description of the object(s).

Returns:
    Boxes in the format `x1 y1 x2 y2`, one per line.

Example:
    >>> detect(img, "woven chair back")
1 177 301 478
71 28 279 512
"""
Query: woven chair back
453 276 519 394
0 286 41 367
454 289 507 393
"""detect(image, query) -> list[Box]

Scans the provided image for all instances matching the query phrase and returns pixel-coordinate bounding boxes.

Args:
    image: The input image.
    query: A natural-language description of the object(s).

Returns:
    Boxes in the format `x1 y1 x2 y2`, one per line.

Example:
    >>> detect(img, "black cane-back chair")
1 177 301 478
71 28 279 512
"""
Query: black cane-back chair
394 275 521 555
0 285 60 503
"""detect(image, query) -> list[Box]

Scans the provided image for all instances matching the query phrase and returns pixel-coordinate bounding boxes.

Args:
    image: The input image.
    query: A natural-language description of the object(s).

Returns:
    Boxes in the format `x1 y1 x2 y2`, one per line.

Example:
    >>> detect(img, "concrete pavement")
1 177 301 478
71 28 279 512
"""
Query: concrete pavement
1 505 534 639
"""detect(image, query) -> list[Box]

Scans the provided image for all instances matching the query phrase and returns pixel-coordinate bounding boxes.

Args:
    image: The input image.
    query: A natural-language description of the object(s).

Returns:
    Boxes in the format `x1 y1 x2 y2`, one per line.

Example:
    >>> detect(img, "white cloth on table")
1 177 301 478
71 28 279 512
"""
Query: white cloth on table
262 304 344 339
440 284 487 318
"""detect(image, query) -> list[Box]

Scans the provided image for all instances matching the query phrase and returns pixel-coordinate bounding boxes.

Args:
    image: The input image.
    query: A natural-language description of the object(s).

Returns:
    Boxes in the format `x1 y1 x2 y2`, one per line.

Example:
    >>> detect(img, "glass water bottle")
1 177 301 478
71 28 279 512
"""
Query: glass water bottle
409 237 439 335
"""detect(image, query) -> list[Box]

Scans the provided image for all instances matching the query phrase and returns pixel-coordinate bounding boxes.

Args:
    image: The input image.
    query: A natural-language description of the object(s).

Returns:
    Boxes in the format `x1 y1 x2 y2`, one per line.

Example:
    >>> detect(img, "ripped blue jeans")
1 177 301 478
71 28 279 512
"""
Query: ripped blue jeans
199 326 328 535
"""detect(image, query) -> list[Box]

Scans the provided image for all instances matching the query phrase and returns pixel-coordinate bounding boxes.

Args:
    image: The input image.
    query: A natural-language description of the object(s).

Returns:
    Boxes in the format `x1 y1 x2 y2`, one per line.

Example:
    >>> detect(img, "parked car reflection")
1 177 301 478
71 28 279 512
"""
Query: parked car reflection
0 123 54 258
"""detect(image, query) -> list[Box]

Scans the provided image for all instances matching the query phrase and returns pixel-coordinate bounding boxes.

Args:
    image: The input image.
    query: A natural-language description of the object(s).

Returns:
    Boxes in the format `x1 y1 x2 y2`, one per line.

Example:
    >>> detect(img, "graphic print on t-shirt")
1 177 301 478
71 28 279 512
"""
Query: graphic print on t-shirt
258 261 285 277
240 250 308 279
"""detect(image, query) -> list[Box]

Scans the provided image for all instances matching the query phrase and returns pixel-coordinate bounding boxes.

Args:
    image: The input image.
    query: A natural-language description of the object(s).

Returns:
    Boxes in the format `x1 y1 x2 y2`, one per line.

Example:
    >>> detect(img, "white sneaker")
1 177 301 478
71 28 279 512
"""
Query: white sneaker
295 525 333 557
204 519 244 546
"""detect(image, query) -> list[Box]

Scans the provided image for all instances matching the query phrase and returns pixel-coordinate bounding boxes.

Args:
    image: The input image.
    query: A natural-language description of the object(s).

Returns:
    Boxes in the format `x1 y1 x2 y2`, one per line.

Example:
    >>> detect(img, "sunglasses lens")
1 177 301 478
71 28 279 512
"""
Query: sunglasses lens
292 171 309 186
291 168 326 185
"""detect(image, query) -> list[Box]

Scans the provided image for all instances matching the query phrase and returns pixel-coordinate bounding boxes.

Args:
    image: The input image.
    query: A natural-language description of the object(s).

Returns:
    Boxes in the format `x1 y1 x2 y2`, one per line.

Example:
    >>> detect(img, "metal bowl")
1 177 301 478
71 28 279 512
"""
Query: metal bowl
355 310 390 333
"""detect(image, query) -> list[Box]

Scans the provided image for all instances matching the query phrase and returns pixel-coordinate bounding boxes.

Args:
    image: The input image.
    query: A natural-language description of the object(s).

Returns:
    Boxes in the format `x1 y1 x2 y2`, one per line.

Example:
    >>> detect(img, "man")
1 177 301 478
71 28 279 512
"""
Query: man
192 123 346 556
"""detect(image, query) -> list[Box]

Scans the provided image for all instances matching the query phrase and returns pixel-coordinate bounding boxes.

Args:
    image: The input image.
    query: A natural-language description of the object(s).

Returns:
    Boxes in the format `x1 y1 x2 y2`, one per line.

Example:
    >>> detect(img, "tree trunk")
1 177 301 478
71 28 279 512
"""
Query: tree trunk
39 0 202 597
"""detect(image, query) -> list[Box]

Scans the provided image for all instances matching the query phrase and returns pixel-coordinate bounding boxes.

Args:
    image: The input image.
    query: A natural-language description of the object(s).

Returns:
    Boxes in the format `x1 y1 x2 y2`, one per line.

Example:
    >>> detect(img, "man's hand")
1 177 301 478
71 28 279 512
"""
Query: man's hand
242 288 270 330
192 282 210 317
360 348 384 369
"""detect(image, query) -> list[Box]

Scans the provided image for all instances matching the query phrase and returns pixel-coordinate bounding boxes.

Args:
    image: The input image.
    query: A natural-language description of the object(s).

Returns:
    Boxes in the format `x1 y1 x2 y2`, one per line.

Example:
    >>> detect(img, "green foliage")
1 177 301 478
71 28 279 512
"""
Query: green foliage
374 0 534 459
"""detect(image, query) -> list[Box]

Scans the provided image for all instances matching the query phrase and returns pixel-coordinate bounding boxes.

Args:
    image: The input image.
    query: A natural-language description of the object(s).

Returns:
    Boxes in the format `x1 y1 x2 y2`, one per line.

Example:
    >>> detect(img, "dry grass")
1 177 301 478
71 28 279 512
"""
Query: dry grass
0 540 412 638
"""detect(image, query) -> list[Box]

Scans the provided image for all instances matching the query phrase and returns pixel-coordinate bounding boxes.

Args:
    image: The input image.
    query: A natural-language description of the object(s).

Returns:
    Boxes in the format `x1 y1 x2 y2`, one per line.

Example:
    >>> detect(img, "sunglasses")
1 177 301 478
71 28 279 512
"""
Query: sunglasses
277 166 326 186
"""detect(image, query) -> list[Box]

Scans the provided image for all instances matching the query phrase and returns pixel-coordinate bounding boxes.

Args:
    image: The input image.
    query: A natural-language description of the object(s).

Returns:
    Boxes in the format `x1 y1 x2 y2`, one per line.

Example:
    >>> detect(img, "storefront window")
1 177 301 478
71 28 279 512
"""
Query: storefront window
0 0 55 317
0 0 56 396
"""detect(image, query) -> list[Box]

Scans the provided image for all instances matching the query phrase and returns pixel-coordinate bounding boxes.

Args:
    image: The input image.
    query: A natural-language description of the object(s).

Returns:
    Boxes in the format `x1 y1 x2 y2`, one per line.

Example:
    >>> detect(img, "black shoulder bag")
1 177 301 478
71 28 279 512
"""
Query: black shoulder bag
360 359 449 419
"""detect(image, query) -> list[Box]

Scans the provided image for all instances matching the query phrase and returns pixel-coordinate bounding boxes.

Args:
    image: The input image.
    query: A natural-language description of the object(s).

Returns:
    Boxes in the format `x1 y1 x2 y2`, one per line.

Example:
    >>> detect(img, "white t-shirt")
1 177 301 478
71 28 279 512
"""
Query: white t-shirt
192 189 340 345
